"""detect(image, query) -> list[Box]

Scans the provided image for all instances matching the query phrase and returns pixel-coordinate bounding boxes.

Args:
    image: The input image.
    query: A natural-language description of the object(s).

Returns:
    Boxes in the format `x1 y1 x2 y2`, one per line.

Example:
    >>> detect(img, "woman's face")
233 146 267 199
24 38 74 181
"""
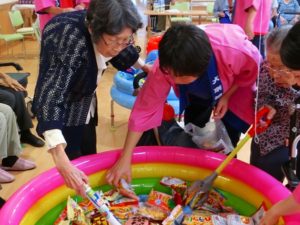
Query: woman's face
95 27 134 57
267 52 300 88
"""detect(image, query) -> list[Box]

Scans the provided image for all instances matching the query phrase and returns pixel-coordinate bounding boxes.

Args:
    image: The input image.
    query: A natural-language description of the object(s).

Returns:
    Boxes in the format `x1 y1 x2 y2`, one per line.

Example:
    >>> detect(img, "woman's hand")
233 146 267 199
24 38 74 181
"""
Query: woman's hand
106 153 132 187
57 162 89 196
49 145 89 196
213 95 229 119
259 105 276 125
0 73 26 91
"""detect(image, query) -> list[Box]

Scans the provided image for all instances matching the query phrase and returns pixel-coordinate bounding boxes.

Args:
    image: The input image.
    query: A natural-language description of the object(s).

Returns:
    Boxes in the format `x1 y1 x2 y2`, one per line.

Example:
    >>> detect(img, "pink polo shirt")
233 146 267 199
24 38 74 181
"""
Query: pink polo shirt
233 0 272 35
35 0 90 31
128 24 261 132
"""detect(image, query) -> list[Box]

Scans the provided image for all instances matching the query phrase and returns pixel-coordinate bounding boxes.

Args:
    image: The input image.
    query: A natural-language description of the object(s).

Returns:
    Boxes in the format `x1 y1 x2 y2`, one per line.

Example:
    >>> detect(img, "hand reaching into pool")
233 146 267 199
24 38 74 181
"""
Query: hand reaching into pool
259 185 300 225
49 144 89 196
106 130 143 187
106 151 132 187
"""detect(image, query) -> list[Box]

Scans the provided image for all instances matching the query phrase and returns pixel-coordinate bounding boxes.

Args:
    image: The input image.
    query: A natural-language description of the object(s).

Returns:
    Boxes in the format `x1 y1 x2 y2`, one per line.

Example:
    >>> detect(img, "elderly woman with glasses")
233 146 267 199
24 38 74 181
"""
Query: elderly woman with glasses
32 0 144 196
250 25 300 183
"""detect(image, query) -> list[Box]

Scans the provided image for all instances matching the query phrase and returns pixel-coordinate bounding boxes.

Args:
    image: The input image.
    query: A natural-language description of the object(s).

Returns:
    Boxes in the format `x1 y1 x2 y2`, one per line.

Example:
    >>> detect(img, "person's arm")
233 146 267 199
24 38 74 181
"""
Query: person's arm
244 6 257 40
106 130 143 187
35 23 89 195
49 144 88 196
259 189 300 225
106 60 171 186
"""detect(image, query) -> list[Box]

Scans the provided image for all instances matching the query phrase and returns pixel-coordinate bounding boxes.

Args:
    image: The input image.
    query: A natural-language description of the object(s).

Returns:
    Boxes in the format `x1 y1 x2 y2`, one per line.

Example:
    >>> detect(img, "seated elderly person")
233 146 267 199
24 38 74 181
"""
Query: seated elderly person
278 0 300 25
0 103 36 183
0 73 44 147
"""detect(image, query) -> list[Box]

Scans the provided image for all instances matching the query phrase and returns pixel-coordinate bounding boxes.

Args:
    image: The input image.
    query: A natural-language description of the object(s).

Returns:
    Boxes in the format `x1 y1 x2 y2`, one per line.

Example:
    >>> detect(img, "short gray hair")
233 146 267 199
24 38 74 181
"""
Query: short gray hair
266 25 293 53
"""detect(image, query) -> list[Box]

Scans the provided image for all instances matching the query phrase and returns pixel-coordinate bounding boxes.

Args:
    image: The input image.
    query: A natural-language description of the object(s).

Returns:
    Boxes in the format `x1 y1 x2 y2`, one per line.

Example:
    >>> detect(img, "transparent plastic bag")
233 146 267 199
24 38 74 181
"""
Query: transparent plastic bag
184 120 233 154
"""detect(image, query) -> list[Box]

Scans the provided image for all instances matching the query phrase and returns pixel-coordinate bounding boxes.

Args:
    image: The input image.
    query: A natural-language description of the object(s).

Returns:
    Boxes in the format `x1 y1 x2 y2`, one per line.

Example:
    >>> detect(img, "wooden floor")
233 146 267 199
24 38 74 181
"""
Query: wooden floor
0 0 250 201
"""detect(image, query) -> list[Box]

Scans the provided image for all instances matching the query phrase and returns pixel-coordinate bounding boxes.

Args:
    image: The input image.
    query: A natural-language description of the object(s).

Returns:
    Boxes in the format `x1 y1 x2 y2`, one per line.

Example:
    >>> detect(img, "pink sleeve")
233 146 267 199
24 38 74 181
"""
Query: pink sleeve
35 0 55 13
205 24 260 90
128 60 173 132
293 185 300 204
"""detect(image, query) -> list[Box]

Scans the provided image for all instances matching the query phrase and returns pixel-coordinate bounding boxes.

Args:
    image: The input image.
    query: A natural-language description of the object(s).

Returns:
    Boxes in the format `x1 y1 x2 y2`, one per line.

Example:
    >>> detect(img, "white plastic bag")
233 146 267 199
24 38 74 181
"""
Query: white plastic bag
184 120 233 154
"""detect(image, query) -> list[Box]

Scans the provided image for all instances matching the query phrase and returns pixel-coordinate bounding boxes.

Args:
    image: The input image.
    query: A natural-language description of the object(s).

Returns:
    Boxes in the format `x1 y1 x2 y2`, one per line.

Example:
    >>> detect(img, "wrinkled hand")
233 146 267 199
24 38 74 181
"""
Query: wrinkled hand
257 105 275 128
2 74 25 91
213 96 228 119
106 155 132 187
57 163 89 196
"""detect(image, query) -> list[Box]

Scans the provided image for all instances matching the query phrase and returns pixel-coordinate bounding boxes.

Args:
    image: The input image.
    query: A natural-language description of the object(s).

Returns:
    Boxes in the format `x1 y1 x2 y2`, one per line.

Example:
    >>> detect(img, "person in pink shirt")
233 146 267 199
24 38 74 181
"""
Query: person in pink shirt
35 0 90 31
106 23 261 186
232 0 272 58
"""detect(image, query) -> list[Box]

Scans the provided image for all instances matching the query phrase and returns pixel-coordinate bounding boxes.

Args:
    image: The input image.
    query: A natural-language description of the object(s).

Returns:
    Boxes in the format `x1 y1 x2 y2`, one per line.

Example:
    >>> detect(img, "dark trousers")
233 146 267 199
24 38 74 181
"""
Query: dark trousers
63 117 97 160
250 140 289 182
251 35 265 59
0 87 33 131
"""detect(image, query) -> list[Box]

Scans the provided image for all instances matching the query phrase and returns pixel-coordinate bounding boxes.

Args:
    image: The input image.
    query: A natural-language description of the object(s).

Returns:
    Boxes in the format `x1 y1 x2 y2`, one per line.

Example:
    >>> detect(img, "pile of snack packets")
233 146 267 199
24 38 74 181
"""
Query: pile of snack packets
55 177 265 225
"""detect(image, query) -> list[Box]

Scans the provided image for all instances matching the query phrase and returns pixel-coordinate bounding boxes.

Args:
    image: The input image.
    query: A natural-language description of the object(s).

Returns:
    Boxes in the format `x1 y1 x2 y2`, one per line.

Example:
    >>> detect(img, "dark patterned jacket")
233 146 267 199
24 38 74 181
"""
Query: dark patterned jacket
33 11 138 135
256 61 300 156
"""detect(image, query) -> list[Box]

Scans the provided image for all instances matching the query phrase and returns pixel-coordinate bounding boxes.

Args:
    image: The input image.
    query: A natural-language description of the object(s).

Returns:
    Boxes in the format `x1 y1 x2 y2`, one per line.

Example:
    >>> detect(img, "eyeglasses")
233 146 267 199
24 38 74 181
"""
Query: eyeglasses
101 34 134 48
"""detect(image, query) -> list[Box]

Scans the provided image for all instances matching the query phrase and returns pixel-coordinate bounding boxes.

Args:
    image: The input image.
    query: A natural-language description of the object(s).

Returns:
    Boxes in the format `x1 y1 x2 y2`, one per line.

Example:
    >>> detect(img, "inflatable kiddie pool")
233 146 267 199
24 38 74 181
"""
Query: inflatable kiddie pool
1 146 299 224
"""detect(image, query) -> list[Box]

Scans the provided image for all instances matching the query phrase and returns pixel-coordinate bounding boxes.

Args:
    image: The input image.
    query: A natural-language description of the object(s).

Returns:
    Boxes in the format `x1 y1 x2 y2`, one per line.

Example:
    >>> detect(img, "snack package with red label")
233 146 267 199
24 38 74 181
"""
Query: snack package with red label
118 178 139 200
197 189 232 214
110 197 139 207
160 177 187 205
147 189 173 212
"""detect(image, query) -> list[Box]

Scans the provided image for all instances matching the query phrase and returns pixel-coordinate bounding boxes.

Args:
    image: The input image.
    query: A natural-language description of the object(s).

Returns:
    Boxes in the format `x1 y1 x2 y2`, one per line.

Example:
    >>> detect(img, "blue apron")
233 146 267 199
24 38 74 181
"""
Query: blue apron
178 54 223 115
178 54 249 133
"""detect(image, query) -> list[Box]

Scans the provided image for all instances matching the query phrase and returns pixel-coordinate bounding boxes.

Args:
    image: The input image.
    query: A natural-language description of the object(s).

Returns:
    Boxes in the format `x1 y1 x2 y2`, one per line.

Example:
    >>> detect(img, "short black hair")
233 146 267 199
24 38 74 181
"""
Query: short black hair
86 0 143 43
280 22 300 70
158 24 212 77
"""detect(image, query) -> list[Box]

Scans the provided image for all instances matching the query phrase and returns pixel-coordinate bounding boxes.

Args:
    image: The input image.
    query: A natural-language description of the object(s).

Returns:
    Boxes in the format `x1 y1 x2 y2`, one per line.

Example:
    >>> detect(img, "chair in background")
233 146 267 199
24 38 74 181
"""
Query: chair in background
32 19 41 42
206 2 218 23
0 26 25 57
169 1 192 24
8 10 35 38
